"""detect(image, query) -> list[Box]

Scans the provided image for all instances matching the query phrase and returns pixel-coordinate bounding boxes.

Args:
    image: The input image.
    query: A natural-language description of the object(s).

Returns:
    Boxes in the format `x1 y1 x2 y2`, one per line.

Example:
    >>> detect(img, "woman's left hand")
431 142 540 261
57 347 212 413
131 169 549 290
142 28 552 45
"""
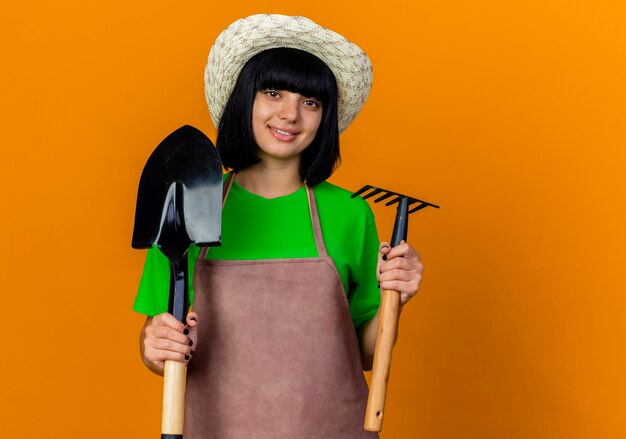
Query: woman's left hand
377 240 423 305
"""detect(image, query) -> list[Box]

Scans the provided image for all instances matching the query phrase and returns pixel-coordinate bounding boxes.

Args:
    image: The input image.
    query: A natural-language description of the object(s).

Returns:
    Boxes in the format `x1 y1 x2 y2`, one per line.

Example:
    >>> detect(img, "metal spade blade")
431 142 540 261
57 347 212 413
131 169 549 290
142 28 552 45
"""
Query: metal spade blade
132 124 222 251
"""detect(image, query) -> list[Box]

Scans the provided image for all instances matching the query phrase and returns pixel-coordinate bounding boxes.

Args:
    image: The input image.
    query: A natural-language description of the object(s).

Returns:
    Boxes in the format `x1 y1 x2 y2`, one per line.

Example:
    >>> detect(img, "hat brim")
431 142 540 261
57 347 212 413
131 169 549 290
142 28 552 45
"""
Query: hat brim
204 14 373 134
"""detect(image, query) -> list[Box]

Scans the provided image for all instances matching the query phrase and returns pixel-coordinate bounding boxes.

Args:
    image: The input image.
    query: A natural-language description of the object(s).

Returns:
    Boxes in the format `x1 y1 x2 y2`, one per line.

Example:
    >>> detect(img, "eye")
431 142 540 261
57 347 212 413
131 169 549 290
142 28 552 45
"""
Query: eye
263 89 280 98
303 98 321 109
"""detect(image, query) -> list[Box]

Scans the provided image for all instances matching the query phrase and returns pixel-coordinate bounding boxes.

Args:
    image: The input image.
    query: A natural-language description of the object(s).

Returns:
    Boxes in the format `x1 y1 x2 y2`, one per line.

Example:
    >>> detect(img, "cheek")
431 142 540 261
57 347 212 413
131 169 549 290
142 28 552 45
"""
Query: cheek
251 122 262 145
308 113 323 136
251 104 267 139
251 101 262 126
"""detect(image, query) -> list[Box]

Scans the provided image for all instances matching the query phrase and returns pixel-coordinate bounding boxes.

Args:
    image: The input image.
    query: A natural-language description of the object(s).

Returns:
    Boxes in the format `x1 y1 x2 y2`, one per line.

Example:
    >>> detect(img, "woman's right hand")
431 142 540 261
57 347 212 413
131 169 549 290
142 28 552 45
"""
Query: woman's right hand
140 311 198 376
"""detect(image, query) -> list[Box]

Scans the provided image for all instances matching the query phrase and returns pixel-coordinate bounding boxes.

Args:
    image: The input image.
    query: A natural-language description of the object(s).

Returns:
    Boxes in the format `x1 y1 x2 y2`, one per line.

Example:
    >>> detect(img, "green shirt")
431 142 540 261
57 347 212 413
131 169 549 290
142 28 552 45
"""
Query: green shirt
133 178 381 331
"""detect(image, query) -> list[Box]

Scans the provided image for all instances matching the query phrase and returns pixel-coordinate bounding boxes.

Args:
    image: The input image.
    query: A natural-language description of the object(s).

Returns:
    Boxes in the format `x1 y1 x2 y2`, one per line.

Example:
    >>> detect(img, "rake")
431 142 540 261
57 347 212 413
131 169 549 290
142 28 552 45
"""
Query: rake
351 185 439 432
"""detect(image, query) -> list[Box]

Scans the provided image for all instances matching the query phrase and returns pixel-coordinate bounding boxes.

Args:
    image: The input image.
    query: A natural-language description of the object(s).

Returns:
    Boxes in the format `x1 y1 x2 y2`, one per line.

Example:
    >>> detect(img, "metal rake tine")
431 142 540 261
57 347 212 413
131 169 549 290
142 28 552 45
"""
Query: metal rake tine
354 183 440 212
385 196 403 206
362 188 385 200
409 197 440 210
373 192 396 203
351 185 374 198
408 203 430 214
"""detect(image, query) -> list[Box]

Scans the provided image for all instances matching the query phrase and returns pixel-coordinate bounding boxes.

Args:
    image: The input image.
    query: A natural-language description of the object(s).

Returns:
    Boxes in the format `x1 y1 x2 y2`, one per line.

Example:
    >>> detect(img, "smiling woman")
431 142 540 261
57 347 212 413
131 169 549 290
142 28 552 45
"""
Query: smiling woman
133 14 424 439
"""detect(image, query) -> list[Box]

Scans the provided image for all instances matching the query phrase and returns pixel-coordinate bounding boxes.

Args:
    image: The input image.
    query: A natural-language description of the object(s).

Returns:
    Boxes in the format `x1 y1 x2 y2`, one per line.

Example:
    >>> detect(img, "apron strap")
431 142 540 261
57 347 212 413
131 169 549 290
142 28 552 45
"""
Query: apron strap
200 173 328 259
306 185 328 258
199 172 235 260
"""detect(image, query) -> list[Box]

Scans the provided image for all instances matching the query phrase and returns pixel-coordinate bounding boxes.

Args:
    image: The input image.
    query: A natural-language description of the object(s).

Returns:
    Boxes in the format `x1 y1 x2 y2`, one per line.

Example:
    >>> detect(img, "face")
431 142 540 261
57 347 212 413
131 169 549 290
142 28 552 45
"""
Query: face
251 89 323 164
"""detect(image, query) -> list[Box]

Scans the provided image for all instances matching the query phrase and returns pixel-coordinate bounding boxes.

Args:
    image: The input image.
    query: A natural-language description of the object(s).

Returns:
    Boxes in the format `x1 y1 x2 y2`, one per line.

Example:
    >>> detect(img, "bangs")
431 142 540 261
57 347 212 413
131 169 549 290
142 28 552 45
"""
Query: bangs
252 48 337 104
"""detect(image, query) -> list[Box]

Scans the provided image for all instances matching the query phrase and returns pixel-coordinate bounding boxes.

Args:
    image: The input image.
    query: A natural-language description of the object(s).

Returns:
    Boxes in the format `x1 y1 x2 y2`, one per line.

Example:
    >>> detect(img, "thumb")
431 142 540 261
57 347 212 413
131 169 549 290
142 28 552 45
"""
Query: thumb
186 312 199 359
186 311 198 328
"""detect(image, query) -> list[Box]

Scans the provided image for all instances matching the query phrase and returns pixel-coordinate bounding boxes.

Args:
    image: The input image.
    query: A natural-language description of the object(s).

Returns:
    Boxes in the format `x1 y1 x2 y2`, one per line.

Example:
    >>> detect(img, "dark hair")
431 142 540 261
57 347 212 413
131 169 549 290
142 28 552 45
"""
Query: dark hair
216 47 340 185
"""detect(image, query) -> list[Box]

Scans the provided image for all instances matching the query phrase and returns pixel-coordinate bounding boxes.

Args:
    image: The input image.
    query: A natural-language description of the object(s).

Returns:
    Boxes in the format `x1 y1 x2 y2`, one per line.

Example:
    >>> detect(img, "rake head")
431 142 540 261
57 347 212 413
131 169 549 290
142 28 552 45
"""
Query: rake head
351 185 439 246
351 185 440 213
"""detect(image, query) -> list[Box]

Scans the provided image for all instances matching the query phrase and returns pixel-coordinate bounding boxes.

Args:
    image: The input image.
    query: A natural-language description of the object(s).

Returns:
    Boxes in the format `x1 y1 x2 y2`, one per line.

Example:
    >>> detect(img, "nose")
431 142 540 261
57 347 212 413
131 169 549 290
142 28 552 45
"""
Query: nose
278 94 299 122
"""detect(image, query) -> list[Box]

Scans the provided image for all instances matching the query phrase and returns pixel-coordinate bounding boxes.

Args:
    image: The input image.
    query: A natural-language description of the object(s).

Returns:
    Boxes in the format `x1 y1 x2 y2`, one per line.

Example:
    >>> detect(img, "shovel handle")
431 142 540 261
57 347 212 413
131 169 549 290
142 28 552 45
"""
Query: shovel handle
161 360 186 438
364 288 401 432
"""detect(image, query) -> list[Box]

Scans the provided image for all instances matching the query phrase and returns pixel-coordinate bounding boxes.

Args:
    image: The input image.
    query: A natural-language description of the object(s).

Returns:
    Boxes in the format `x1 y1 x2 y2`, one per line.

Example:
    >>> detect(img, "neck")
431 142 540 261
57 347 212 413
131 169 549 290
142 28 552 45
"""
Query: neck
235 160 303 199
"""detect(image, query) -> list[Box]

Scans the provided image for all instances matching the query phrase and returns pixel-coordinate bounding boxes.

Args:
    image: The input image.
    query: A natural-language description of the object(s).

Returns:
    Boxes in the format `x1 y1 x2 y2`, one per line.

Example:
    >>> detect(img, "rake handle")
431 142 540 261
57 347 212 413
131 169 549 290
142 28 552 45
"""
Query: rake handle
365 196 408 432
364 288 401 432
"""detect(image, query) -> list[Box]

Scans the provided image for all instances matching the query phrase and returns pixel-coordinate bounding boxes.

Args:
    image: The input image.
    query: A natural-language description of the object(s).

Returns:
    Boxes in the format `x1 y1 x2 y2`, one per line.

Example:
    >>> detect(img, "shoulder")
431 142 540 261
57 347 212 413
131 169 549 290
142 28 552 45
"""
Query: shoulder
312 181 375 223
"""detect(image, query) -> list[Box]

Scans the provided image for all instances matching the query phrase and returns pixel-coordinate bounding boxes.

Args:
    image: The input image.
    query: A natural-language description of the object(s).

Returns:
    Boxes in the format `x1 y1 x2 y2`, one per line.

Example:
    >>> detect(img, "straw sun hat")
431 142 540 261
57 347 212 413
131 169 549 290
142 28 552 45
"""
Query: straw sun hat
204 14 373 133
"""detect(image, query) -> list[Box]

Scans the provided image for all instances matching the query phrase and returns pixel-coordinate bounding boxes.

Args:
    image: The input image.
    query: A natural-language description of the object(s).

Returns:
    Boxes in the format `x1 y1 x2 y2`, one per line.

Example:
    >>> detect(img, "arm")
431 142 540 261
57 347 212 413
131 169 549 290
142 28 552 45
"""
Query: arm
358 305 404 371
357 241 422 370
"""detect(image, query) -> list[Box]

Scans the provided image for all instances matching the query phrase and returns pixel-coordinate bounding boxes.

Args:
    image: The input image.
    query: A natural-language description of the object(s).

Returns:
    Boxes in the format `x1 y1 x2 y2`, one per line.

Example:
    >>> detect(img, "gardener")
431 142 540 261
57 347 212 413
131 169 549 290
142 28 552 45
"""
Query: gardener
134 14 423 438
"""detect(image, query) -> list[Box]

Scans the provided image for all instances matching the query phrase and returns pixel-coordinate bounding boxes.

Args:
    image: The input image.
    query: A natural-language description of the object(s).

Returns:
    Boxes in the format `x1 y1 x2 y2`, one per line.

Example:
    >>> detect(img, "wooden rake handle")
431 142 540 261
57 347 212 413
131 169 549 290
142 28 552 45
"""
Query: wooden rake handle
161 360 186 438
364 288 401 432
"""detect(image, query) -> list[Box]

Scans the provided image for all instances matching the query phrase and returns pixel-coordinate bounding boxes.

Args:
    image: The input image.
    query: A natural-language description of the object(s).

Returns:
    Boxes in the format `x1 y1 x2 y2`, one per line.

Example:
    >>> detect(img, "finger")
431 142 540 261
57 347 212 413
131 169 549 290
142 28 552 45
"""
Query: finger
376 242 391 282
149 321 189 339
379 268 414 283
188 331 198 357
146 347 191 364
186 311 199 328
186 312 199 354
380 270 422 294
153 312 187 333
147 323 191 348
150 336 193 357
380 256 423 274
386 241 420 261
379 241 391 261
379 278 421 296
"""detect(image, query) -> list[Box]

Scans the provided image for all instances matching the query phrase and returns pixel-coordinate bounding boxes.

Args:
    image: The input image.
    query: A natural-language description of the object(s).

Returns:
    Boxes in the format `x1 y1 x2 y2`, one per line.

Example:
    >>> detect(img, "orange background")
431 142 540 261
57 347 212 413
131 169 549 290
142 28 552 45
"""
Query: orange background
1 1 625 438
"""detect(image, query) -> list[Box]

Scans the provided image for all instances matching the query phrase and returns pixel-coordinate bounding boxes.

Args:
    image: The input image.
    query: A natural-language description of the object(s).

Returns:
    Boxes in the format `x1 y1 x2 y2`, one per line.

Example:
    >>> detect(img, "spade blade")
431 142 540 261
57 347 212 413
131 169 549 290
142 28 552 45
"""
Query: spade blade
132 125 222 253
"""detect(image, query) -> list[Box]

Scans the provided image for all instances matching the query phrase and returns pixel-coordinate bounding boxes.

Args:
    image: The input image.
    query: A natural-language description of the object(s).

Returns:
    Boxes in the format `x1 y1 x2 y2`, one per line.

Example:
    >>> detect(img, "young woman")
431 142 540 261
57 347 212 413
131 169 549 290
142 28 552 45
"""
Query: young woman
134 14 423 438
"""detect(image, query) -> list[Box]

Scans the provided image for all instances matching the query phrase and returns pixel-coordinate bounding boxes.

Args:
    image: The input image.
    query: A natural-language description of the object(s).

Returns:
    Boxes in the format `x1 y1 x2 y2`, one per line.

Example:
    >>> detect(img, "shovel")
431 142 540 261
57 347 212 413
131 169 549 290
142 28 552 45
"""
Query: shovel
132 125 223 439
352 185 439 432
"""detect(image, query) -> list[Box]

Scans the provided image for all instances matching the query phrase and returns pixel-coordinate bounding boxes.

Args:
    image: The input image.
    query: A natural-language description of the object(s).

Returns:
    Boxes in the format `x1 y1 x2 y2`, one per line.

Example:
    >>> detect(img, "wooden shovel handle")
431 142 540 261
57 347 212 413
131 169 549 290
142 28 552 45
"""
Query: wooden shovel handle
161 360 186 438
364 288 401 432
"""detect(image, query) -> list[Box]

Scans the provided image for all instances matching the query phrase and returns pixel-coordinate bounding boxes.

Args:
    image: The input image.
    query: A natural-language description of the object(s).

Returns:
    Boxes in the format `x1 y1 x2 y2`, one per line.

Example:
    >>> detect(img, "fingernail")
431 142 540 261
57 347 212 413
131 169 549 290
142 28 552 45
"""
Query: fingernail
185 355 190 360
183 328 189 335
190 316 197 322
189 339 193 347
382 254 387 261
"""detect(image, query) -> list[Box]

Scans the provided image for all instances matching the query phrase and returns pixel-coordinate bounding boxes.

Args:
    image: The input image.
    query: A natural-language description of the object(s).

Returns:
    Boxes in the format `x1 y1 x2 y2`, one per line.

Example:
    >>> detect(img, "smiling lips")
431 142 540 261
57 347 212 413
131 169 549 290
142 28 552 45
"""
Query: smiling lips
269 125 300 141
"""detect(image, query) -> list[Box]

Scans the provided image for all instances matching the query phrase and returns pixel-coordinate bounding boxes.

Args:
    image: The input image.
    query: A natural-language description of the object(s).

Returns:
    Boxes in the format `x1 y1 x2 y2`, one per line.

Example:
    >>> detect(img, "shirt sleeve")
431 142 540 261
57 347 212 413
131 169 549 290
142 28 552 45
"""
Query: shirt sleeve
347 205 381 332
133 245 201 316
